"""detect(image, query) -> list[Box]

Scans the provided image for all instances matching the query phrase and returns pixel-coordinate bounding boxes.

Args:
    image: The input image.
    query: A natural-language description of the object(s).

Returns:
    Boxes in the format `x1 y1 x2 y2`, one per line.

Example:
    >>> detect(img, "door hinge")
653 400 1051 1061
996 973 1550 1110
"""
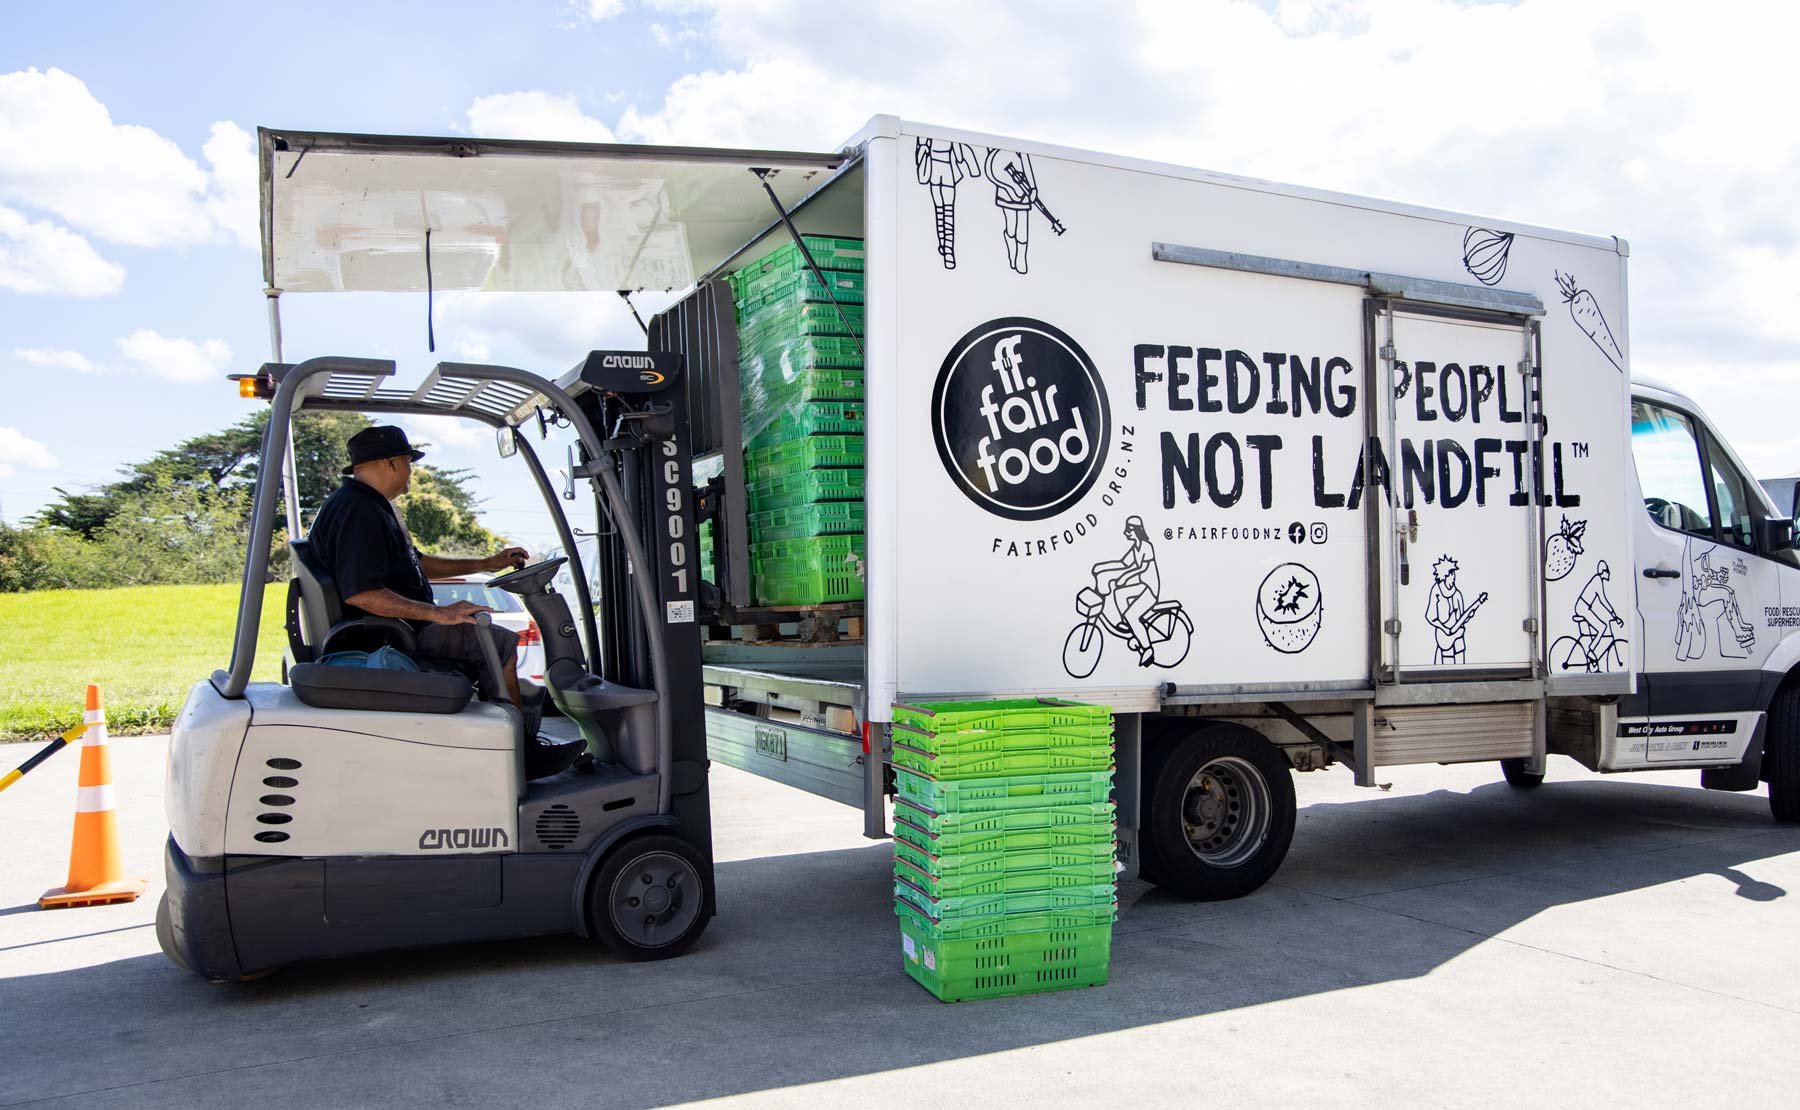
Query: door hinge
1384 618 1402 635
1522 617 1539 634
1380 342 1397 361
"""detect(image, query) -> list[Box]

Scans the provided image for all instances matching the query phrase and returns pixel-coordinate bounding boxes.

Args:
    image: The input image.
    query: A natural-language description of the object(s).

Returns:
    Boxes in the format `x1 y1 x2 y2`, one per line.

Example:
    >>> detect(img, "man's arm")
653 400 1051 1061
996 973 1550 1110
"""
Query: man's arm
342 588 490 625
418 546 528 579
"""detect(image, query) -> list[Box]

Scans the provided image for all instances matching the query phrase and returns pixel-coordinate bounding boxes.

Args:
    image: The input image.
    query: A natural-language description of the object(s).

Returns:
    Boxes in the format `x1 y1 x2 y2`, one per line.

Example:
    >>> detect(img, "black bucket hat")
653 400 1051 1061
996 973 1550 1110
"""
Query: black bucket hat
342 425 426 475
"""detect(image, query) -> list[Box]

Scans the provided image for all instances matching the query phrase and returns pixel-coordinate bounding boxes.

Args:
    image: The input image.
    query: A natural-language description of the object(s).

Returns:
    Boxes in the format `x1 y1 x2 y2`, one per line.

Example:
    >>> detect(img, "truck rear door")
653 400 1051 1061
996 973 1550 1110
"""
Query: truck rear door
1373 304 1542 679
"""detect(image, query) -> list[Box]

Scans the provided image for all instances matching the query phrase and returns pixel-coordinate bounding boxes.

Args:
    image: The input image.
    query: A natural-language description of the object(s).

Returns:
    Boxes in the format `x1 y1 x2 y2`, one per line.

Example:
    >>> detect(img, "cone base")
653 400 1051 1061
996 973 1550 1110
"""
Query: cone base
40 876 147 909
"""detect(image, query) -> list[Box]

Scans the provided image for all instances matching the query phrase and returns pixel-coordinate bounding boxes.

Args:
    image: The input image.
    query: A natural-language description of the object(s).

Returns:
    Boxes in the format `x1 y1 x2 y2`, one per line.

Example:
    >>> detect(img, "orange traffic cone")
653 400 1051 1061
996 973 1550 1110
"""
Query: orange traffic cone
39 685 147 909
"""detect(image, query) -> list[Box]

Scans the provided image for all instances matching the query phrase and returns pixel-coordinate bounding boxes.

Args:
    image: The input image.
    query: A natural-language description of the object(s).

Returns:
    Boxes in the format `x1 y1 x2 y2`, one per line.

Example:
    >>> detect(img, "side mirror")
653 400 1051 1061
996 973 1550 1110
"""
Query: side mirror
497 426 517 459
1756 515 1797 553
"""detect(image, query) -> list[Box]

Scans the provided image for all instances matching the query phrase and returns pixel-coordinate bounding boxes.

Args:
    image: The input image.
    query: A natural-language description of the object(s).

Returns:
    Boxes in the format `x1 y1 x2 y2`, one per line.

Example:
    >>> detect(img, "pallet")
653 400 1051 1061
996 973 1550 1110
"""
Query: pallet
705 602 864 645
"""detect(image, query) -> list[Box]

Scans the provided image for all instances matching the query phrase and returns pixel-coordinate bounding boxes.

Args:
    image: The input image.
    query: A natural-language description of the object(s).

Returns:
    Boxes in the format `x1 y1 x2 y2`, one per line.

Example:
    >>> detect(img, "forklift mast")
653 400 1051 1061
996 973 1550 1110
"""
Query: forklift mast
558 351 713 869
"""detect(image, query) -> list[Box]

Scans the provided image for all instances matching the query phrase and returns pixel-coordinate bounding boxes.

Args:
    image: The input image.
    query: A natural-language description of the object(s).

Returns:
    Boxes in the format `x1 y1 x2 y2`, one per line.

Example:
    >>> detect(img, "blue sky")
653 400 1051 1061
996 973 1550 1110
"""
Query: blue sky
5 1 1798 552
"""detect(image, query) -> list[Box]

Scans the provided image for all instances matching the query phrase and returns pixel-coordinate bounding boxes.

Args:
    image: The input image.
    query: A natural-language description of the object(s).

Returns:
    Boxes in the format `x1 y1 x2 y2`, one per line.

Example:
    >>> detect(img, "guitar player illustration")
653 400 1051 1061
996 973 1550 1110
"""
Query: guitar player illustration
1425 554 1488 665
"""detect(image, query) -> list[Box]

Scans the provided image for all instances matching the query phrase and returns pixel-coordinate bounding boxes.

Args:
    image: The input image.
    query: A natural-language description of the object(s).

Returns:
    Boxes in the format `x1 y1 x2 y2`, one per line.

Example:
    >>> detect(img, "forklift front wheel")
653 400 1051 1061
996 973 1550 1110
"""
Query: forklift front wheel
587 834 711 961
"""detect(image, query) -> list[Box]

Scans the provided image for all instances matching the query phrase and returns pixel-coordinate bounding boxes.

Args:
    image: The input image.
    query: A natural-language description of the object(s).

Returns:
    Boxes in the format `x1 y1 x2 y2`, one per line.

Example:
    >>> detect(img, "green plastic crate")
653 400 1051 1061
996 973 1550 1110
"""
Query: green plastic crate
737 299 865 337
745 403 865 449
751 534 865 607
893 838 1115 887
894 876 1116 920
740 331 865 369
747 363 864 403
895 896 1115 939
892 699 1114 734
894 856 1117 899
897 904 1112 1003
891 741 1114 781
747 467 864 512
894 768 1114 816
891 722 1114 757
698 519 715 581
893 807 1114 856
745 435 864 480
748 500 865 543
742 266 865 309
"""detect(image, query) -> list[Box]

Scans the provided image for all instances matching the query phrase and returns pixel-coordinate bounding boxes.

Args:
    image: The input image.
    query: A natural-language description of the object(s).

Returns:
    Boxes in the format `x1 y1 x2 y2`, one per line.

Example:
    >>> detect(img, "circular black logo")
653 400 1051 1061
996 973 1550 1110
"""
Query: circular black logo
931 317 1110 521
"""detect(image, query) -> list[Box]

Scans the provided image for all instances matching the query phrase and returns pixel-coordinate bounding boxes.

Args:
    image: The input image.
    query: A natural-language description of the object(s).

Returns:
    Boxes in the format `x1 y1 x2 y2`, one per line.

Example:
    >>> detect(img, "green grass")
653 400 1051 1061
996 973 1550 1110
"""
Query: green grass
0 583 285 741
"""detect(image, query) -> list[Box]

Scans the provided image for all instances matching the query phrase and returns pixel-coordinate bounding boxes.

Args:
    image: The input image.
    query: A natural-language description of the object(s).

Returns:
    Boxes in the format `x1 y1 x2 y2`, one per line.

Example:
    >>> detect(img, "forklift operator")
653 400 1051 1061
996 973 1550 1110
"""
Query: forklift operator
308 425 531 708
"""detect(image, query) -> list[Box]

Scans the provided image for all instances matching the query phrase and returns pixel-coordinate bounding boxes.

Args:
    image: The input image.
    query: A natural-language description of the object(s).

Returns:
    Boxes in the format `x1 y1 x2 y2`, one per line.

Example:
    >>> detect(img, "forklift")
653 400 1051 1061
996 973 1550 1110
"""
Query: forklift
157 350 717 979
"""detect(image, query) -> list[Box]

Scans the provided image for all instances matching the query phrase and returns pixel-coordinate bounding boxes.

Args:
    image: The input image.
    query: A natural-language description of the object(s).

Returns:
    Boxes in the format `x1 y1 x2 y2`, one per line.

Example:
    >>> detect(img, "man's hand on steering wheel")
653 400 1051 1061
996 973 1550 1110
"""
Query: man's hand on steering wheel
485 546 529 573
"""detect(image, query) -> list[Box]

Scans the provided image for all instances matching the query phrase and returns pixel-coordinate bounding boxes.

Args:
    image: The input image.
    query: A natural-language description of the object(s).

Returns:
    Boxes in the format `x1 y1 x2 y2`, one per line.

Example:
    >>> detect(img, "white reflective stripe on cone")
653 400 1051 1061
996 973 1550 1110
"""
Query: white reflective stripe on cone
83 709 106 724
76 784 116 813
82 725 109 747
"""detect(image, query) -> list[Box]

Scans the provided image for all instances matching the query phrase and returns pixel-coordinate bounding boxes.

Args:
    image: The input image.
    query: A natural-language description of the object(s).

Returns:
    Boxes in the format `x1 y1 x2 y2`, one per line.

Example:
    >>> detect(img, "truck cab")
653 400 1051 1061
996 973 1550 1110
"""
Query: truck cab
1610 377 1799 799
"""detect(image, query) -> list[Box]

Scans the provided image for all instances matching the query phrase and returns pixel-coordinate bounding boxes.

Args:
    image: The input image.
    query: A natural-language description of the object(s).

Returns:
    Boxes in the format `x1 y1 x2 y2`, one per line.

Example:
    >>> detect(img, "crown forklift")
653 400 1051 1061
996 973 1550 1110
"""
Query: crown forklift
158 350 718 978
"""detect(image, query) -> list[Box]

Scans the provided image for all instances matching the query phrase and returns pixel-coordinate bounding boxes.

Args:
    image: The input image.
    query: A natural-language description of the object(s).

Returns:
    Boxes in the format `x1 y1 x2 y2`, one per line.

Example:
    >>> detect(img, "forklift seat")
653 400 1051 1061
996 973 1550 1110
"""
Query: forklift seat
287 539 419 662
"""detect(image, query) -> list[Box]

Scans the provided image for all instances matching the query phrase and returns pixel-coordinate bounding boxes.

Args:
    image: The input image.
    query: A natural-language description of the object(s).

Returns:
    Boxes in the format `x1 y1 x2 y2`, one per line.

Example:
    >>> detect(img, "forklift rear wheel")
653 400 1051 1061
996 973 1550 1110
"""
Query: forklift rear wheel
1141 723 1295 901
588 834 711 960
1499 758 1544 789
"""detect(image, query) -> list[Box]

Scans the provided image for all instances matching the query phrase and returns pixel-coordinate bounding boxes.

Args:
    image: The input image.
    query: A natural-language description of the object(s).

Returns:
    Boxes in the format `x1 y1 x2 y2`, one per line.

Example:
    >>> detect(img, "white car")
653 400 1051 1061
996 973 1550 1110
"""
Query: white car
429 573 545 683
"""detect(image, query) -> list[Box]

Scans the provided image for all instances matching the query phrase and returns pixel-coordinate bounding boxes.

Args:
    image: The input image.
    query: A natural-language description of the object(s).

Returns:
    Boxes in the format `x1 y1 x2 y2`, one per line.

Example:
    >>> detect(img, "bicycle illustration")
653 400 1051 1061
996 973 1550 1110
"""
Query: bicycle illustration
1061 516 1194 679
1549 560 1629 673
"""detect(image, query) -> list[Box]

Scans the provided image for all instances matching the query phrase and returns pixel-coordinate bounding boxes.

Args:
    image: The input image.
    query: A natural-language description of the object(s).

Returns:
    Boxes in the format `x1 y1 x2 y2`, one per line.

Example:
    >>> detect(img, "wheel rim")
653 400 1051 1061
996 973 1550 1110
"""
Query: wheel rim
1181 755 1272 868
609 851 702 948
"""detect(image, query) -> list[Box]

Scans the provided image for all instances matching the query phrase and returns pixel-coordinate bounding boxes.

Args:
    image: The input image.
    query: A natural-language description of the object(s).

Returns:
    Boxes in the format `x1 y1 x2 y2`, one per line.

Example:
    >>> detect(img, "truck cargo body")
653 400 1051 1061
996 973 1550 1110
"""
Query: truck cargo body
692 118 1644 840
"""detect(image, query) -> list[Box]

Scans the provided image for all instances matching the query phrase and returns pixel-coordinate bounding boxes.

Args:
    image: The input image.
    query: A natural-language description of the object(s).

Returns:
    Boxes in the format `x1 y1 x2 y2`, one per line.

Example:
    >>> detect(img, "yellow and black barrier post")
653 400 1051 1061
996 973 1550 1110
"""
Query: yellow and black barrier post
0 722 87 795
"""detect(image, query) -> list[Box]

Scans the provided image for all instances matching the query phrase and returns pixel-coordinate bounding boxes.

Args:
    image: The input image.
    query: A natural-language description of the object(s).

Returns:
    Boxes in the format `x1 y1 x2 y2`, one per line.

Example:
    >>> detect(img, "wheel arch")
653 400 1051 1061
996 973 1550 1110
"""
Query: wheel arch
569 814 678 937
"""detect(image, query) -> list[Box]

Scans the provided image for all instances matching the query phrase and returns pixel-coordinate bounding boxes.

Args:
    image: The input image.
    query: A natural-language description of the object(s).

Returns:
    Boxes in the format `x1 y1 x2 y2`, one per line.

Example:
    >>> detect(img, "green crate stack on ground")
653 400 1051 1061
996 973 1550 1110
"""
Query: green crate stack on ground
731 236 866 607
889 698 1118 1003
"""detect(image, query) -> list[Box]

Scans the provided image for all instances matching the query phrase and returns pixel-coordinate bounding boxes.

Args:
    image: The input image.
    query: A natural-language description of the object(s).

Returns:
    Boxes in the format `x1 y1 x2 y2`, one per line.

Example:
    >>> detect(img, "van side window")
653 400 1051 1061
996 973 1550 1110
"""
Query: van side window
1630 401 1712 537
1703 432 1759 549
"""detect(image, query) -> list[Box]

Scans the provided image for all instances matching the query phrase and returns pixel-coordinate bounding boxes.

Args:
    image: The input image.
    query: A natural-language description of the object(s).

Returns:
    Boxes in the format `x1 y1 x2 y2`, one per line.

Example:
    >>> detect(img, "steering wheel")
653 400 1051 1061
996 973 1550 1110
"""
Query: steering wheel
488 557 568 595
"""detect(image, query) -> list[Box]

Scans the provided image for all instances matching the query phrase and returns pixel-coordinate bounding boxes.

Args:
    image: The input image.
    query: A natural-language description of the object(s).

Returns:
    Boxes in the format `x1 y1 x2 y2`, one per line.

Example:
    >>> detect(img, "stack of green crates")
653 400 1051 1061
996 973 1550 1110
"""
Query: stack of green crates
732 236 866 607
890 698 1117 1003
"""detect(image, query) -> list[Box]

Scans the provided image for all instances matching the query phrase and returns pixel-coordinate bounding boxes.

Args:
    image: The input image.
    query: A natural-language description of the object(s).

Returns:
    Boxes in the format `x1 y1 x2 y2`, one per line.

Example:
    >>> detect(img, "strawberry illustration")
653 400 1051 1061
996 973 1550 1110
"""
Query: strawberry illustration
1544 516 1587 581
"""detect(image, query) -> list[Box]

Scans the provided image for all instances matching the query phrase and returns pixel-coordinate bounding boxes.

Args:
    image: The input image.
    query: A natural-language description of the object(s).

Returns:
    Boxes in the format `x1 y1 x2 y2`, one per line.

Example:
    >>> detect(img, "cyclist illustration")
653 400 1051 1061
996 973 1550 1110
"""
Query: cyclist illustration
1424 554 1487 665
1062 515 1192 678
914 137 981 269
1552 560 1628 672
1676 538 1755 660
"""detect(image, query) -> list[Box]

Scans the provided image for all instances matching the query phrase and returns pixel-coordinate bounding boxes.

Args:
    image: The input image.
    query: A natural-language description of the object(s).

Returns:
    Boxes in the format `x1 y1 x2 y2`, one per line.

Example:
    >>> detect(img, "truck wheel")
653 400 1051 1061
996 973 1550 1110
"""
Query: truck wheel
588 834 711 960
1141 723 1296 901
1499 758 1544 788
1768 683 1800 823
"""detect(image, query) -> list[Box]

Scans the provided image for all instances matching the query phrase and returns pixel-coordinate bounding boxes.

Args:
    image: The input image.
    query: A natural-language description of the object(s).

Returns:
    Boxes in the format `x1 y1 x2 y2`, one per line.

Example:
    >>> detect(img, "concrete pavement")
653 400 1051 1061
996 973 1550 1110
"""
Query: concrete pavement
2 734 1798 1108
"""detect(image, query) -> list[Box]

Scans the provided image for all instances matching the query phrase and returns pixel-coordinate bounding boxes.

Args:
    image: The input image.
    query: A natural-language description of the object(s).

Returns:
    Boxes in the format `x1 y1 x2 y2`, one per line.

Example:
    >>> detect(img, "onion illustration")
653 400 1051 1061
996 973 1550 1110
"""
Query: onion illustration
1462 227 1514 286
1256 562 1323 654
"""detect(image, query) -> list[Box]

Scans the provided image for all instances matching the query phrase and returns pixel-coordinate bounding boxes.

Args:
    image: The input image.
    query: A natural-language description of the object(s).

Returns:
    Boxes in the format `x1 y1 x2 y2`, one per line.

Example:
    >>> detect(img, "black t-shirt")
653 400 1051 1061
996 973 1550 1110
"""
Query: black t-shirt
307 478 433 620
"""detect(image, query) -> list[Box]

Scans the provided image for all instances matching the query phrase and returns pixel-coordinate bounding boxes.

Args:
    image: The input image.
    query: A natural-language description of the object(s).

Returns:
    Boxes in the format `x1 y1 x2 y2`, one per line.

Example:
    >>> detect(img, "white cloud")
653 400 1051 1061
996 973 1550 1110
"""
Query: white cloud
114 329 232 384
0 67 254 252
585 0 627 17
0 205 125 295
13 347 97 373
433 290 653 372
403 414 493 453
0 425 57 480
467 91 616 142
201 121 259 250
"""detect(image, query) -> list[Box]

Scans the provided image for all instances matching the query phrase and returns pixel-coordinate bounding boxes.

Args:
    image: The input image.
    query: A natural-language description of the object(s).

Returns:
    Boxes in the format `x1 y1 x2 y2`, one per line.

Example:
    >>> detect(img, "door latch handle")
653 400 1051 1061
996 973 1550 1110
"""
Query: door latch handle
1406 508 1419 544
1643 567 1680 579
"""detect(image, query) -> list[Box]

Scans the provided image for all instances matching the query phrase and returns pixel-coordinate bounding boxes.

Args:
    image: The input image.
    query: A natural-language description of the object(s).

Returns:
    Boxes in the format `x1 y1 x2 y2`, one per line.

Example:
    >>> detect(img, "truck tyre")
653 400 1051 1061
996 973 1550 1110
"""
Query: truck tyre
1768 683 1800 823
1141 723 1296 901
1499 758 1544 789
588 834 711 960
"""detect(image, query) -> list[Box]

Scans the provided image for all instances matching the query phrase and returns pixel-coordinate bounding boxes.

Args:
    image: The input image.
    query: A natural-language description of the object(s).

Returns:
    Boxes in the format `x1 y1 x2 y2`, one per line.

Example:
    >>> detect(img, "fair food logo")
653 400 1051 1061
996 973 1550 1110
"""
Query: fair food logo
931 317 1110 521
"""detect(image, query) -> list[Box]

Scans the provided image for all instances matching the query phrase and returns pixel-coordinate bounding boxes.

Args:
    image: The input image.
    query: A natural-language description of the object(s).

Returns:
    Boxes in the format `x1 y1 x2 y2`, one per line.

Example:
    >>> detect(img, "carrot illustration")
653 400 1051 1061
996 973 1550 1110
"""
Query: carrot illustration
1556 271 1623 372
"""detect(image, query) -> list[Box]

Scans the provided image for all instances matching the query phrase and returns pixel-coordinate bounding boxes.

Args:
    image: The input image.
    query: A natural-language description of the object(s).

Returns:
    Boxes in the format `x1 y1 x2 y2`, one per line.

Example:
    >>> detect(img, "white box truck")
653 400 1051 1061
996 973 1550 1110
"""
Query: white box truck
257 117 1800 903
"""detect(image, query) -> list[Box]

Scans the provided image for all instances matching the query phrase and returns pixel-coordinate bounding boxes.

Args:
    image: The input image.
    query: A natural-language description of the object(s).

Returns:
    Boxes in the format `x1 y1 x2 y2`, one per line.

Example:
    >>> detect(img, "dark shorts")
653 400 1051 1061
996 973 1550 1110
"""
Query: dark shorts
415 621 520 670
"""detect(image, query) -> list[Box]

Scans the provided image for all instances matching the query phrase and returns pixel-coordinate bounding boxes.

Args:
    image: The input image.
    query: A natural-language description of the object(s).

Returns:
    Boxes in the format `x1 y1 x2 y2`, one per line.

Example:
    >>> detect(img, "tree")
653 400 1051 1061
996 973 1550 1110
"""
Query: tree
9 411 506 591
